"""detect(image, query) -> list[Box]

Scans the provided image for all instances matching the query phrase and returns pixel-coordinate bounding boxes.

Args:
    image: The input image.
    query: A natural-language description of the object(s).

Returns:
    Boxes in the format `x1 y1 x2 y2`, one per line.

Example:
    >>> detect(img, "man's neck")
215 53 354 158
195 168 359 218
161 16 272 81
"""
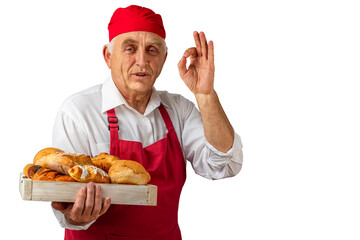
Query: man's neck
118 88 152 115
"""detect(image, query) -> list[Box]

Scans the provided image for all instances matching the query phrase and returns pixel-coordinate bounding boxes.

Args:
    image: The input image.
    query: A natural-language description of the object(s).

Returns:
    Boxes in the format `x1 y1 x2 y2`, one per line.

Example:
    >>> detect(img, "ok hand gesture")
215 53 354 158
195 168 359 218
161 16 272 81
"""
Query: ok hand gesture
178 31 215 96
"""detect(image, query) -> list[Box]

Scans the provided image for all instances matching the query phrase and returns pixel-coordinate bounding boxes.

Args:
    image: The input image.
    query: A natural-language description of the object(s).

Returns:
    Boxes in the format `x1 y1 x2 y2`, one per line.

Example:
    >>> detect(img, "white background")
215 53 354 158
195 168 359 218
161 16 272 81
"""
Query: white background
1 0 360 239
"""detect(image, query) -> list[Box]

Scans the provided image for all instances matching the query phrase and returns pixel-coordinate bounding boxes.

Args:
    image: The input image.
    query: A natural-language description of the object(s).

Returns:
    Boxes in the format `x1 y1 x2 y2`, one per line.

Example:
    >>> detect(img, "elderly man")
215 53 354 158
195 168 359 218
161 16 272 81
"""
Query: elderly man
51 5 243 240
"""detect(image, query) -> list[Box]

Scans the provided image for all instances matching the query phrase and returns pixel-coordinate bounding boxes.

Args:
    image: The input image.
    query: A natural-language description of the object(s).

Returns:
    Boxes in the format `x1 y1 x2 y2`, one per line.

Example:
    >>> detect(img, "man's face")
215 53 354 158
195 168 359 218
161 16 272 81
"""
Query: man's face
108 31 167 97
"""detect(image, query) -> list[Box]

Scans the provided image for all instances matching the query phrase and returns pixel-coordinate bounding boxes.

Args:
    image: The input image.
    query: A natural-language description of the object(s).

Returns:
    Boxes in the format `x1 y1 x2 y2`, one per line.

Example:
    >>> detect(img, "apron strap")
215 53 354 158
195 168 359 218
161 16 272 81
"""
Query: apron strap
107 104 174 141
107 108 119 140
158 104 174 131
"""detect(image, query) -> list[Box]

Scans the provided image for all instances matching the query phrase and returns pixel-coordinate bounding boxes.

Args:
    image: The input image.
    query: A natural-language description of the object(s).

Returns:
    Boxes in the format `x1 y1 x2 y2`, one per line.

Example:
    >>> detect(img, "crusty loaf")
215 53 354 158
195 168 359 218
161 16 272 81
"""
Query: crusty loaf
68 165 111 183
33 147 63 164
91 153 120 173
34 148 93 175
108 160 151 185
34 152 76 175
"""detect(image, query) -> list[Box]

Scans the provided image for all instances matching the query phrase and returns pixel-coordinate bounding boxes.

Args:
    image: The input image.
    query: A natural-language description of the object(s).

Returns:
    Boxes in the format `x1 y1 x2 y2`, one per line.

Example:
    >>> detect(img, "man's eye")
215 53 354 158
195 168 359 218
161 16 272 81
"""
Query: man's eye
148 47 158 54
125 47 135 52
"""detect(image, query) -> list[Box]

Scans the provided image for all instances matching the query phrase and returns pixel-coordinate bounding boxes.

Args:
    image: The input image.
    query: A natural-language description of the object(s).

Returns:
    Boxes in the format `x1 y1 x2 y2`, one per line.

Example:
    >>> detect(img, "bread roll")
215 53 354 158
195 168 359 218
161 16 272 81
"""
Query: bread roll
68 165 111 183
91 153 120 172
108 160 151 185
62 152 93 166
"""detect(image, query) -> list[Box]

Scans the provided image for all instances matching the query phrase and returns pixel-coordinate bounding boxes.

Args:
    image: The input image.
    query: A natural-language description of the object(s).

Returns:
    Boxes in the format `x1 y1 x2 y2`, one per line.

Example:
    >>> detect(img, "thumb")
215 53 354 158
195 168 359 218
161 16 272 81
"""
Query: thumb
51 202 66 212
177 56 187 79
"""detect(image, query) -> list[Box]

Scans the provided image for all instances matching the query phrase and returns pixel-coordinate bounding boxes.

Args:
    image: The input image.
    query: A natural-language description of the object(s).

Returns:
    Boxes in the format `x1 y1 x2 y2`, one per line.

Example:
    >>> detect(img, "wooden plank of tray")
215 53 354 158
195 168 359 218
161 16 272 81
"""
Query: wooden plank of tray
19 173 157 206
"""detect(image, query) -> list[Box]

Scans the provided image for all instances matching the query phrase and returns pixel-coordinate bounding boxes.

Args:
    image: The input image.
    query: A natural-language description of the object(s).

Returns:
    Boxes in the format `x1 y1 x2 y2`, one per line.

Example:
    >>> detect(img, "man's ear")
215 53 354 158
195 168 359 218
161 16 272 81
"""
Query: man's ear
164 51 168 64
103 45 111 69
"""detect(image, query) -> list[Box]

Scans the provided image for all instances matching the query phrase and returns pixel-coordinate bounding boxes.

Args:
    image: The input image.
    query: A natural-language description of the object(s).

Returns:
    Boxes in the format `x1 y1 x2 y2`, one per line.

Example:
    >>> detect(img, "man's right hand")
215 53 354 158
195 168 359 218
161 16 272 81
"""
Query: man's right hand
52 182 111 226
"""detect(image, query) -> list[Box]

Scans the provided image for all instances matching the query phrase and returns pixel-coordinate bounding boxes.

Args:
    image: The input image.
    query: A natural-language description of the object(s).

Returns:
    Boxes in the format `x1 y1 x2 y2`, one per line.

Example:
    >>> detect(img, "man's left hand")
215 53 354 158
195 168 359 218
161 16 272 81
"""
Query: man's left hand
178 31 215 96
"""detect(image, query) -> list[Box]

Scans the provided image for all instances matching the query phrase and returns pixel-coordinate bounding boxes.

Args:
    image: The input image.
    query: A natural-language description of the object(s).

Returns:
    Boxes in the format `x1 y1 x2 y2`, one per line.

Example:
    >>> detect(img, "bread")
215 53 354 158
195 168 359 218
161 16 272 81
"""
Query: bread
62 152 93 166
32 168 59 181
34 148 93 175
91 153 120 172
28 148 150 184
34 152 75 175
33 147 62 164
54 174 77 182
23 164 43 179
31 167 75 182
108 160 151 185
68 165 111 183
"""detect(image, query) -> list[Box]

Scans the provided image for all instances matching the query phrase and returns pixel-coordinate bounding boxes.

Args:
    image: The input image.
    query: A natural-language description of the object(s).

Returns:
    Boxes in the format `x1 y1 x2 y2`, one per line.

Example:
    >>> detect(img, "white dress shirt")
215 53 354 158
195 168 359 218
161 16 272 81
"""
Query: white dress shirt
52 77 243 230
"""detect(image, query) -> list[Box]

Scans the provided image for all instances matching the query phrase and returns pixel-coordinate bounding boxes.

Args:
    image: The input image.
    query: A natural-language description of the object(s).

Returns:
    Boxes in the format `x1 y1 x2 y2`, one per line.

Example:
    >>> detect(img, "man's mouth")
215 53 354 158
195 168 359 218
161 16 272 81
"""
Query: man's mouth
133 72 149 77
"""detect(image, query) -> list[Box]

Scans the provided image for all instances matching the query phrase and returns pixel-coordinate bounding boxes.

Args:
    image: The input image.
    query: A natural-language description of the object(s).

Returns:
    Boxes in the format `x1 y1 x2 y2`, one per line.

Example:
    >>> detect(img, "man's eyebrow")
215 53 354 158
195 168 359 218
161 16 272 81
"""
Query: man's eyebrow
120 38 165 50
149 40 164 48
121 39 138 46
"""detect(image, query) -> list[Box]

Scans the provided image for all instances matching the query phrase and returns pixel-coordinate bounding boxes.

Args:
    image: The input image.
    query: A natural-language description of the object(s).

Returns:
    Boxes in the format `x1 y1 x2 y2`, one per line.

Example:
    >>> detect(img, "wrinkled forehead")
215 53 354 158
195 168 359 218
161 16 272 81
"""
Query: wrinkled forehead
114 31 166 50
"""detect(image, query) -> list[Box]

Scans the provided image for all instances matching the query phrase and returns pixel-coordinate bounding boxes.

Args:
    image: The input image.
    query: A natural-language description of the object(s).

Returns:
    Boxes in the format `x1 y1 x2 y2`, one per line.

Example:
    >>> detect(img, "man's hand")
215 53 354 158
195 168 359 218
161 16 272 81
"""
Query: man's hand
178 31 215 96
178 31 234 153
52 182 111 226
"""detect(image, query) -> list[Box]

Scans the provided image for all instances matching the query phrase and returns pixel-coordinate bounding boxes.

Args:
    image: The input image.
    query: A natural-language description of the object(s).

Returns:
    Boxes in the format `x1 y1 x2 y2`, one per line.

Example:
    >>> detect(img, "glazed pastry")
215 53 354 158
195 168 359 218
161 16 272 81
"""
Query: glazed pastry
31 167 75 182
108 160 151 185
68 165 111 183
23 164 43 179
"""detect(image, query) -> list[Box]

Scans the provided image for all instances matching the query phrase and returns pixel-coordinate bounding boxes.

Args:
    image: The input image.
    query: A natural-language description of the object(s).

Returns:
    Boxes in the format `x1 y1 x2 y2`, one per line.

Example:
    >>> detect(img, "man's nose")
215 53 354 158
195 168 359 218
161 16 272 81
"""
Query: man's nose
135 50 148 68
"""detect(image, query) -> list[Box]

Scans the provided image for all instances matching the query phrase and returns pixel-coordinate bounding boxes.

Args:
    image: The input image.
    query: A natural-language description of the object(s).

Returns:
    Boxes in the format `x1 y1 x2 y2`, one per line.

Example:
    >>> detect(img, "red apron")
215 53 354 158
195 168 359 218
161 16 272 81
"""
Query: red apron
65 104 186 240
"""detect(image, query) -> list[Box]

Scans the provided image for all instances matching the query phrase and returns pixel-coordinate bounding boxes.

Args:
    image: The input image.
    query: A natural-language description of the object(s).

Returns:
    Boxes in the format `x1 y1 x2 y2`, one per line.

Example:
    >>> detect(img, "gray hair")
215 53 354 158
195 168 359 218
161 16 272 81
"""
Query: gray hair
106 36 167 55
107 37 117 55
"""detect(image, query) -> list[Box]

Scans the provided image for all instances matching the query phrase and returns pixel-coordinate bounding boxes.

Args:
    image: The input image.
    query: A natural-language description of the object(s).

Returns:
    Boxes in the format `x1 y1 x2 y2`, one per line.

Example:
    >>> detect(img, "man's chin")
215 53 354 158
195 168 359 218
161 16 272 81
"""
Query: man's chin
131 83 153 95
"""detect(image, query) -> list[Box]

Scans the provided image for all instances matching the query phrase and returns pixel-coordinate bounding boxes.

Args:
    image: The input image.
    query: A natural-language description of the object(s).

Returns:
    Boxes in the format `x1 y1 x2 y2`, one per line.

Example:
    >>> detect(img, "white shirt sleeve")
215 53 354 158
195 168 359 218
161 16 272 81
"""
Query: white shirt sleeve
179 97 243 180
52 110 92 155
52 208 95 230
51 110 95 230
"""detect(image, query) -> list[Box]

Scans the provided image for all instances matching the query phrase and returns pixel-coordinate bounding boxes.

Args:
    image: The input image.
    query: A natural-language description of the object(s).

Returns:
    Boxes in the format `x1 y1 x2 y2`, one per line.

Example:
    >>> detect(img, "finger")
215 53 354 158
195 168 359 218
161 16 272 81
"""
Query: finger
177 56 188 78
193 31 202 56
99 197 112 216
208 40 214 63
199 32 208 59
82 182 95 217
91 185 102 217
71 186 86 217
183 47 197 59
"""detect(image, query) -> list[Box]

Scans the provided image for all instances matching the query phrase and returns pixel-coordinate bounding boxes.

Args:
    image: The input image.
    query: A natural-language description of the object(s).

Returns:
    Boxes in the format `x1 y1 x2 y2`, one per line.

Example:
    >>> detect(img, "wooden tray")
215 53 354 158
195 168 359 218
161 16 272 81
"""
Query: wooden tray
19 173 157 206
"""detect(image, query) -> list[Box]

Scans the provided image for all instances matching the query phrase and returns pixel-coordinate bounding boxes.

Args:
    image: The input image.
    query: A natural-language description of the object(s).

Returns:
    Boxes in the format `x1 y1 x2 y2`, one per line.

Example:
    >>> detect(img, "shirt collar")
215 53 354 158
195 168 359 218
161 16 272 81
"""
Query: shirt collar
101 76 171 115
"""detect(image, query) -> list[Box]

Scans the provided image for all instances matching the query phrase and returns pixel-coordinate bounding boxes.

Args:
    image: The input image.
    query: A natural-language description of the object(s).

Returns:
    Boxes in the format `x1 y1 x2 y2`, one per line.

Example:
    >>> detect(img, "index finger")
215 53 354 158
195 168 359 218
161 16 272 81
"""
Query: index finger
183 47 197 58
71 186 86 216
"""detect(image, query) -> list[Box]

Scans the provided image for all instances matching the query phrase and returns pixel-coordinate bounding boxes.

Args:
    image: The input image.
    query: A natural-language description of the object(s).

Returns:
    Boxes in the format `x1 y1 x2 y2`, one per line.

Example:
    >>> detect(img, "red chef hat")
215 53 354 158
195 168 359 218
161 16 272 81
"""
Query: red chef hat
108 5 166 41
